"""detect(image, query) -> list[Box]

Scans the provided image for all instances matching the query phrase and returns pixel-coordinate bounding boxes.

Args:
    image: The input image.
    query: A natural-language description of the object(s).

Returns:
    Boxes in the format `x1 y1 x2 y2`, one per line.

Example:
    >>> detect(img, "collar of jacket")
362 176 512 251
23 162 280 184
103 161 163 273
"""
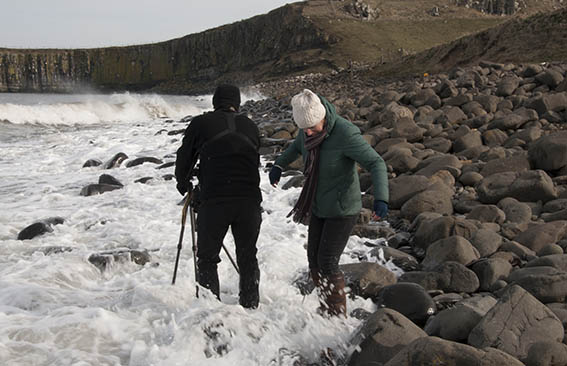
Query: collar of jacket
317 94 338 138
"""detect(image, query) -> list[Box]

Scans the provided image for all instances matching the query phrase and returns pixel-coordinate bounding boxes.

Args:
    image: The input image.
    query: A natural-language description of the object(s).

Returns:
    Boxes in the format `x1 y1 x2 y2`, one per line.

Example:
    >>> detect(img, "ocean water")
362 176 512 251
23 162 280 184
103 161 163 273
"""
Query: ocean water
0 92 392 366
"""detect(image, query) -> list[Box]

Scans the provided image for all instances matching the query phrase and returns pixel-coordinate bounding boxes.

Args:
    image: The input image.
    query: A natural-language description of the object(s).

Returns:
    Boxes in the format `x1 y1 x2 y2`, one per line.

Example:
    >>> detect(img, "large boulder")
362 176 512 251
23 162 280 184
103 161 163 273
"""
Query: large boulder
400 187 454 221
514 221 567 253
471 258 513 291
17 217 65 240
374 283 436 325
379 102 414 128
341 262 397 299
384 336 524 366
477 170 557 204
424 305 483 342
529 131 567 172
508 266 567 303
388 175 431 209
347 308 426 366
468 285 564 360
400 261 479 293
422 236 481 270
413 216 479 250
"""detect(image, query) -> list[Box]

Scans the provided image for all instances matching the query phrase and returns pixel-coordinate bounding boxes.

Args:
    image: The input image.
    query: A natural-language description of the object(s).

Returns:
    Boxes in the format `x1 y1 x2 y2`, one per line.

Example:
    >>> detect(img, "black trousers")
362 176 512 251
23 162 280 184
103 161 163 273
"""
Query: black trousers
307 214 358 275
196 199 262 308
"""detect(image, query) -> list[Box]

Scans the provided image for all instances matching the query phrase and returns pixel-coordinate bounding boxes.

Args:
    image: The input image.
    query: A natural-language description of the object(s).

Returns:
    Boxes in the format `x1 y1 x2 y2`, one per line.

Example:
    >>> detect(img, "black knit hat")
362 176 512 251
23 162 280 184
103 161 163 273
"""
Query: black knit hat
212 84 241 111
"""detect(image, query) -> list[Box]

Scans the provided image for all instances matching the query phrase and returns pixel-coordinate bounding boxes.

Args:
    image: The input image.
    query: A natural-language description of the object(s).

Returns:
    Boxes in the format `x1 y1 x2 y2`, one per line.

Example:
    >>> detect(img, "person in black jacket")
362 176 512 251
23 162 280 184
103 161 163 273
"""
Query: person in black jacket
175 84 262 309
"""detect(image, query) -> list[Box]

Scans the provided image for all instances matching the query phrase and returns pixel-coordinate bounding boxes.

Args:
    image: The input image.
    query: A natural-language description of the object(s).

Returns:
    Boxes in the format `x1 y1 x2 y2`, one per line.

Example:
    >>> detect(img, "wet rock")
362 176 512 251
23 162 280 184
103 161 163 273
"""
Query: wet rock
156 161 175 169
134 177 154 184
80 183 122 196
38 246 74 255
126 157 164 168
88 249 152 271
103 152 128 169
82 158 102 168
367 244 419 271
98 174 123 187
17 217 65 240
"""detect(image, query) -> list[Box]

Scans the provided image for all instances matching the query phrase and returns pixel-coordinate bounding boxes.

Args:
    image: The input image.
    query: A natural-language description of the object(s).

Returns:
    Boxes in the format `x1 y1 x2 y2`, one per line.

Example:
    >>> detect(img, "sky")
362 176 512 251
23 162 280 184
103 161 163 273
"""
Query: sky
0 0 297 49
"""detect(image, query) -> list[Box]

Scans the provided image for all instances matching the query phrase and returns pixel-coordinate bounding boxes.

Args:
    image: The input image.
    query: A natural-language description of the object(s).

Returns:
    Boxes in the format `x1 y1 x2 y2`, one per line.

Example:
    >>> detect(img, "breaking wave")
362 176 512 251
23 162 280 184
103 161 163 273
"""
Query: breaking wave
0 93 212 126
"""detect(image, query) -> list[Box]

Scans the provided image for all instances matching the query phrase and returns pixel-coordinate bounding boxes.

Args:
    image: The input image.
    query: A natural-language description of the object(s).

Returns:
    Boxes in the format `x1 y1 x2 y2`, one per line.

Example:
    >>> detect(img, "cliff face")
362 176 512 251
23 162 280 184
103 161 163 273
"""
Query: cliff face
0 4 330 93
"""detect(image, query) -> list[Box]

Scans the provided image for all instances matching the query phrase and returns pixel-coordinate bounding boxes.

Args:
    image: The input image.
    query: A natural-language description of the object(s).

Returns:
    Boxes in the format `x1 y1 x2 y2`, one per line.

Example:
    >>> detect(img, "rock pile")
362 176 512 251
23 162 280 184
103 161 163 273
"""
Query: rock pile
256 60 567 365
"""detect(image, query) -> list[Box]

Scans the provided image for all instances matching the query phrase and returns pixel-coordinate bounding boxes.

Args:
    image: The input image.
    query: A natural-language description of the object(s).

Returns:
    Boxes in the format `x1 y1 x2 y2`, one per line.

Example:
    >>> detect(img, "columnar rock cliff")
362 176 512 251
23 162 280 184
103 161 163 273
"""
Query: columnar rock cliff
0 4 330 93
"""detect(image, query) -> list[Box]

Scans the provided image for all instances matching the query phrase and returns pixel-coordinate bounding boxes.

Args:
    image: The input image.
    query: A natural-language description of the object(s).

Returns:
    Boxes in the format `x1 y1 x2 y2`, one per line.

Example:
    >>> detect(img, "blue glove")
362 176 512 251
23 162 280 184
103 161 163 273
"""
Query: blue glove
269 165 282 186
373 200 388 219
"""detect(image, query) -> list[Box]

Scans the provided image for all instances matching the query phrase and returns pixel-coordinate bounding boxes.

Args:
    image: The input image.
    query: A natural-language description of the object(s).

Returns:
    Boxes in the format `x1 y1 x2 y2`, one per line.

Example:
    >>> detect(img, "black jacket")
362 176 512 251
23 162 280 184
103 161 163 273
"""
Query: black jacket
175 108 262 203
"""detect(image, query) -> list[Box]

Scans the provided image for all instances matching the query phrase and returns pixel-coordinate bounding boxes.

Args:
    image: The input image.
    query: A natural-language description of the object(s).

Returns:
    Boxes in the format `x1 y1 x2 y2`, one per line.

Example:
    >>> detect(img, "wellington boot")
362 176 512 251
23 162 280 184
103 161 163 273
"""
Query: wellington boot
310 268 326 312
320 272 347 318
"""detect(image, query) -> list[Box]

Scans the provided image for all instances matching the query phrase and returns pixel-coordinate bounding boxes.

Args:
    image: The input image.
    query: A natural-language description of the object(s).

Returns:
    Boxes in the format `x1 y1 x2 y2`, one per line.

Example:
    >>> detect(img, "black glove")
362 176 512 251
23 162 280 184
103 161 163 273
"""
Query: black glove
269 165 282 186
176 181 193 196
373 200 388 220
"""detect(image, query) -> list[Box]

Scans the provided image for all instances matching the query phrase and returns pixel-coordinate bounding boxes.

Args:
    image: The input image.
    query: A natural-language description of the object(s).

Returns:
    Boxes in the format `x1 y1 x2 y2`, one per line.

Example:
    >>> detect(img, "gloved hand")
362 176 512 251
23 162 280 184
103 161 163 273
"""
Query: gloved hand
373 200 388 220
269 165 282 187
176 181 193 196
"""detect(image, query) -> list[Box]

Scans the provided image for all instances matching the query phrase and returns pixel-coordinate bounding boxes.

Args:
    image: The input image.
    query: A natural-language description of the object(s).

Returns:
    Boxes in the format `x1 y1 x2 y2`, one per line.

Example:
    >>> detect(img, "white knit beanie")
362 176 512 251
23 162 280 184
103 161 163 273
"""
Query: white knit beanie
291 89 326 129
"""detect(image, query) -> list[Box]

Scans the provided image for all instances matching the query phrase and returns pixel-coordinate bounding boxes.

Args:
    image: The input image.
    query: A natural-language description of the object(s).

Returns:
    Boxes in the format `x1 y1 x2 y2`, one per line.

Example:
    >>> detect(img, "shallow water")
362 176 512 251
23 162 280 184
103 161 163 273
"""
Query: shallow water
0 92 393 366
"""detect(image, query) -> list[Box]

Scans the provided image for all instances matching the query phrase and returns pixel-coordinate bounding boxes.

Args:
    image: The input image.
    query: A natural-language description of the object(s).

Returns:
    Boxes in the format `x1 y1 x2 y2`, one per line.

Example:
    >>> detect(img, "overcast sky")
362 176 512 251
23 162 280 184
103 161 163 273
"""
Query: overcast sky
0 0 297 49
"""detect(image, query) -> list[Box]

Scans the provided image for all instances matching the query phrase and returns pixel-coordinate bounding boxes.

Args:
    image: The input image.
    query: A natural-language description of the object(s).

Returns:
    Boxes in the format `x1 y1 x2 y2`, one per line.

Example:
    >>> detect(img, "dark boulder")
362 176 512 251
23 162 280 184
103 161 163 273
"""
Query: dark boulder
17 217 65 240
98 174 123 187
126 157 164 168
82 158 102 168
374 282 436 325
80 183 122 196
103 152 128 169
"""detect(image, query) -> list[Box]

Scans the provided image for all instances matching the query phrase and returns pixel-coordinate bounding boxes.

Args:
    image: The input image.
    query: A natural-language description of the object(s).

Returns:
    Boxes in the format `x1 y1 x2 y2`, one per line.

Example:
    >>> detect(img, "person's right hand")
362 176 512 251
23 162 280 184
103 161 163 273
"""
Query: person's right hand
269 166 282 187
176 181 193 196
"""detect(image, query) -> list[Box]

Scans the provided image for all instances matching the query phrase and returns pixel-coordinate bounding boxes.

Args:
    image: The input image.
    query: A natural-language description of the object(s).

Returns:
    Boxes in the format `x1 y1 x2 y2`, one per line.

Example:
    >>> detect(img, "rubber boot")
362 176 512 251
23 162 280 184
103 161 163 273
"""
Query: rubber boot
320 272 347 318
310 268 326 312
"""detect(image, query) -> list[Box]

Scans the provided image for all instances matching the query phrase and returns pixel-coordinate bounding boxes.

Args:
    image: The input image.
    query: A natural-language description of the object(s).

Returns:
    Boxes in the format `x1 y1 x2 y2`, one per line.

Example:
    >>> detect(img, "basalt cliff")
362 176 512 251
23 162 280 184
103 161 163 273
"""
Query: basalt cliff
1 0 565 94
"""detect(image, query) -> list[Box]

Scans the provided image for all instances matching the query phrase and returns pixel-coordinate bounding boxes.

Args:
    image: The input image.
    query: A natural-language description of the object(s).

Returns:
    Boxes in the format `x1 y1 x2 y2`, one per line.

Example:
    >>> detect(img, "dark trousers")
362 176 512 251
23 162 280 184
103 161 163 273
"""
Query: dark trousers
196 199 262 308
307 214 358 275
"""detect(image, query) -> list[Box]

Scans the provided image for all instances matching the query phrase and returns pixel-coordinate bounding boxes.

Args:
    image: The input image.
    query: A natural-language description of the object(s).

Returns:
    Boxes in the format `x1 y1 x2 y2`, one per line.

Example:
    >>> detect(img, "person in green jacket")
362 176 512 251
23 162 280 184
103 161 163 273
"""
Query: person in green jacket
269 89 389 317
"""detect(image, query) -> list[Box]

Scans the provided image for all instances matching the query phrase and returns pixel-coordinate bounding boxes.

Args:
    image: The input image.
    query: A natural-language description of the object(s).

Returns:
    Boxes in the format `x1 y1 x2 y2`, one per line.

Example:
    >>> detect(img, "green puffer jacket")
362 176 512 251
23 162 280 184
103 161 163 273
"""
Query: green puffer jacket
274 94 389 218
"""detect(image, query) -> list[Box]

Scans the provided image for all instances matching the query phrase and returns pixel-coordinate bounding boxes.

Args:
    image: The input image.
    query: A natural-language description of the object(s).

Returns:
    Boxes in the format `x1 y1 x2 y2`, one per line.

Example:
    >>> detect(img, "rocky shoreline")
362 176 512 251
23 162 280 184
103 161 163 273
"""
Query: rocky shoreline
17 60 567 365
251 61 567 365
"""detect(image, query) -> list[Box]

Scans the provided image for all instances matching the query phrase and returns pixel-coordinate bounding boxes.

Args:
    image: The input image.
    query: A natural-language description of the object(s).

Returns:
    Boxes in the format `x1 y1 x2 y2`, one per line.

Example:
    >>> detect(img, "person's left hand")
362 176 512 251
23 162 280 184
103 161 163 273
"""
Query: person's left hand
373 200 388 220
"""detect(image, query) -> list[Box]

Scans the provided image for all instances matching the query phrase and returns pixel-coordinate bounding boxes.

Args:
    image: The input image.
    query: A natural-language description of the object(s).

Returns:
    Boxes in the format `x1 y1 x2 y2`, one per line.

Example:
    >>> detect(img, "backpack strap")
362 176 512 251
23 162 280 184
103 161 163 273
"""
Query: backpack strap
200 112 258 153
